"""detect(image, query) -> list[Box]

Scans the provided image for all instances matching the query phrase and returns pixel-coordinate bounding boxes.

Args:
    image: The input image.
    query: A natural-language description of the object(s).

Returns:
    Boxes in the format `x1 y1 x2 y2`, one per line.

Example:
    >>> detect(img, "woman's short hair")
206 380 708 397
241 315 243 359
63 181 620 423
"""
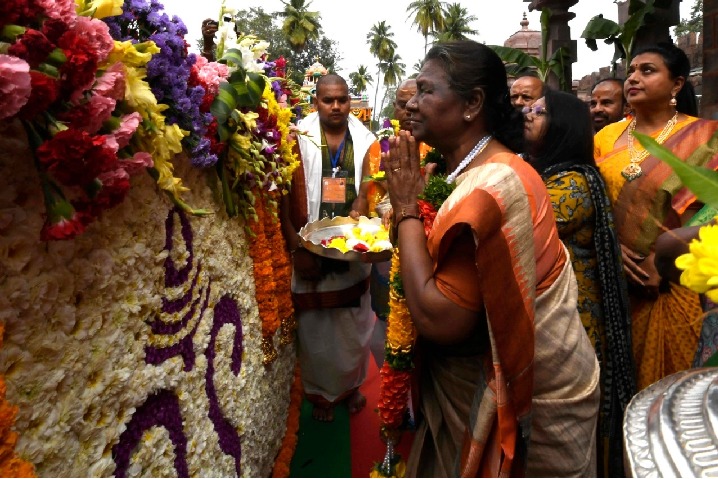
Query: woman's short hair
425 41 525 153
632 42 698 116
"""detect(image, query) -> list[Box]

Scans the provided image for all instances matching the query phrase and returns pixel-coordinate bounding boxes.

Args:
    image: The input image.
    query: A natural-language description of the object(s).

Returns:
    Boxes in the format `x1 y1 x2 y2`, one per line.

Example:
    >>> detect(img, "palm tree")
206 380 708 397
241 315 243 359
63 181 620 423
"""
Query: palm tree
381 52 406 88
349 65 373 96
434 3 478 42
406 0 447 55
278 0 322 52
367 21 397 124
378 51 406 117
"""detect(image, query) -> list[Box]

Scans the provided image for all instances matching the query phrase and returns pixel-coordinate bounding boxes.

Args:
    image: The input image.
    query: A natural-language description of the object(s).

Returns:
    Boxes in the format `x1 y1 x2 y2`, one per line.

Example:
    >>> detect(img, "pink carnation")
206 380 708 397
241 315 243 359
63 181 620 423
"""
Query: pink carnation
36 0 77 28
72 16 114 63
0 55 31 121
106 112 142 151
123 151 154 174
193 56 229 97
94 63 126 100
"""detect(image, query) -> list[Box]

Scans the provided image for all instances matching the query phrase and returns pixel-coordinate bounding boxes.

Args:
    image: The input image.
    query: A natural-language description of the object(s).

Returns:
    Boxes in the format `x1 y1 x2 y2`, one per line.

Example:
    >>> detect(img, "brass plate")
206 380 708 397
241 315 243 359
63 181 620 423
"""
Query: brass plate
298 216 392 263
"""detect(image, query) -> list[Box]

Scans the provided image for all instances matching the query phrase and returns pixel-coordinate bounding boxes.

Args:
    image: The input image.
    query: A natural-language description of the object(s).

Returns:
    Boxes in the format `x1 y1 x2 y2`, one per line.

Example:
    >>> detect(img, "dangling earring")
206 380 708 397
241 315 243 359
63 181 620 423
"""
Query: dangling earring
669 95 677 107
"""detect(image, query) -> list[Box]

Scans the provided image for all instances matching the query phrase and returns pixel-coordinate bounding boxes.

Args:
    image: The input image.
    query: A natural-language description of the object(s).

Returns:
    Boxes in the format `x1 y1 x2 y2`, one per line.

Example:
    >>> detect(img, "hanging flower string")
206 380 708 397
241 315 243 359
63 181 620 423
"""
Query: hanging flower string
373 154 452 478
271 363 303 478
248 193 281 365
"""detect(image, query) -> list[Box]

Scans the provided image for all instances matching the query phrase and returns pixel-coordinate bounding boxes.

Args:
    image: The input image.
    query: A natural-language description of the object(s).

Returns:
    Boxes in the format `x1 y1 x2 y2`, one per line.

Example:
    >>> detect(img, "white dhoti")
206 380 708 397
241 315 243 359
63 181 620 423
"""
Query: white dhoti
293 262 373 402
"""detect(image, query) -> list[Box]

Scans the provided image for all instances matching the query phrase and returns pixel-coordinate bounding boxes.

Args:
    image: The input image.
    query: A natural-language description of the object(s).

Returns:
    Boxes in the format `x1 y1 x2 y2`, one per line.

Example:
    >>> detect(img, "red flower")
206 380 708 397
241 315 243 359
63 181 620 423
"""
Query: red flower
8 29 55 68
41 18 69 44
39 192 92 241
93 169 131 211
18 71 60 121
417 199 437 236
274 56 287 78
36 129 118 187
41 213 88 240
57 31 97 99
0 0 37 30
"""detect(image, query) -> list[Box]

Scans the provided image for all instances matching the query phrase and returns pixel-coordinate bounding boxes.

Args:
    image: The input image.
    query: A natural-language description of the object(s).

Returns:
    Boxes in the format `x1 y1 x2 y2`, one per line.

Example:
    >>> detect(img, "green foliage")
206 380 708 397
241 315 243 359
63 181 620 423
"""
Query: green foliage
406 0 448 54
580 0 674 72
278 0 322 52
634 131 718 210
231 7 342 86
349 65 373 95
367 21 398 123
674 0 703 36
385 349 414 370
418 173 455 208
433 2 477 42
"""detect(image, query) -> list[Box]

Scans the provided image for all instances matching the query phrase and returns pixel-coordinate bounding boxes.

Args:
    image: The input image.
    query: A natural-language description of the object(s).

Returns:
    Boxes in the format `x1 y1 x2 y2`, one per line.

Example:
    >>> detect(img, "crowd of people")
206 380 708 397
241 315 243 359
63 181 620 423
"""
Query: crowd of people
204 17 718 475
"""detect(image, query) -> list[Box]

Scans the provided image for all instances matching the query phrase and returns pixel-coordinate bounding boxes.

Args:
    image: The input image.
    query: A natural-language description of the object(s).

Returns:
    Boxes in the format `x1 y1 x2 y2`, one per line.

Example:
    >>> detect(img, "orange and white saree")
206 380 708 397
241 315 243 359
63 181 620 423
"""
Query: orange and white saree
406 153 600 477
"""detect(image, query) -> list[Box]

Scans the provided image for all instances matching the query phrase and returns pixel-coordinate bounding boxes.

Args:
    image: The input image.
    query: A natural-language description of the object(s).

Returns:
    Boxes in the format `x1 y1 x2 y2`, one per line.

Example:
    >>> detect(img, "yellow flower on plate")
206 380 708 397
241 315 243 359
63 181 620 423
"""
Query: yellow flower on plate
326 237 349 253
676 222 718 301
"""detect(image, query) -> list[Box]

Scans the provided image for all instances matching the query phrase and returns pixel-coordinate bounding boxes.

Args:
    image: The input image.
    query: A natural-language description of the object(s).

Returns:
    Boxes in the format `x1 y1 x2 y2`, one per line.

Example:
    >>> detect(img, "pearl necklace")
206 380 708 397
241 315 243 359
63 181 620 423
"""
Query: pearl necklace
622 112 678 181
446 135 493 184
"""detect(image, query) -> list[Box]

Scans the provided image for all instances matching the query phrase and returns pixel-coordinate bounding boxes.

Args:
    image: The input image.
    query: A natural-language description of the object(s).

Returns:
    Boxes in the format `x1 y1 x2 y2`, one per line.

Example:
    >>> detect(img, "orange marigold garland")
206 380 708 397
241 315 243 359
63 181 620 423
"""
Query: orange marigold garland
264 190 296 347
372 247 415 478
271 362 303 478
0 324 36 478
248 191 281 365
373 155 453 478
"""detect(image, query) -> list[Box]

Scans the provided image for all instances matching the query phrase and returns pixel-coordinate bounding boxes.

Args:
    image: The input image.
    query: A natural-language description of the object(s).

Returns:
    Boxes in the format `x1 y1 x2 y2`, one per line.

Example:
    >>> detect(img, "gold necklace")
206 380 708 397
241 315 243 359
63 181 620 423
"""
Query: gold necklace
622 112 678 181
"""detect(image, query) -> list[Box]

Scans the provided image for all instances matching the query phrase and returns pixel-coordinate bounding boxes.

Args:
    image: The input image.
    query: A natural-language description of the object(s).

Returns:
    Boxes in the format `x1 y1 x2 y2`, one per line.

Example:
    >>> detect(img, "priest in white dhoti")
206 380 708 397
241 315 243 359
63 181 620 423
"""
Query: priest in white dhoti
282 74 377 422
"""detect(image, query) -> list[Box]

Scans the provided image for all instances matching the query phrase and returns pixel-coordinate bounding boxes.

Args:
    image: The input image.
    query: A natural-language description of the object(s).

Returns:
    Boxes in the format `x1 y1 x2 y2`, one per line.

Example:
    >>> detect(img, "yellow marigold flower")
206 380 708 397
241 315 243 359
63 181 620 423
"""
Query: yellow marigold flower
677 223 718 300
76 0 123 18
390 119 400 135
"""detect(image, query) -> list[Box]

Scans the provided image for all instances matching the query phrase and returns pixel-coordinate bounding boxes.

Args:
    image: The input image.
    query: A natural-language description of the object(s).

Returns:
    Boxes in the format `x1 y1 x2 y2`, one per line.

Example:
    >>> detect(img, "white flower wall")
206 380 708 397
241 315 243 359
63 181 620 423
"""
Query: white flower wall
0 121 296 477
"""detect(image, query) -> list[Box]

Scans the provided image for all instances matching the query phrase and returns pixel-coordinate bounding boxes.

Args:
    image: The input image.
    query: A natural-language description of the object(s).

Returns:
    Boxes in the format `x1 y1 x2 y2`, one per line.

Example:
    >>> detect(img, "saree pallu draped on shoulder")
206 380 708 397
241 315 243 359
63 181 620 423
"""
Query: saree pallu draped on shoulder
407 155 599 477
596 118 718 390
597 118 718 256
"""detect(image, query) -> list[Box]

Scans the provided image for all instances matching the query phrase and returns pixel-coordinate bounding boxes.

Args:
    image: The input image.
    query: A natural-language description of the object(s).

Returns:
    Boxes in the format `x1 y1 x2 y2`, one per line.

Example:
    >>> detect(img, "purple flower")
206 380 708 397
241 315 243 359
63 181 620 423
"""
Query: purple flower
104 0 211 167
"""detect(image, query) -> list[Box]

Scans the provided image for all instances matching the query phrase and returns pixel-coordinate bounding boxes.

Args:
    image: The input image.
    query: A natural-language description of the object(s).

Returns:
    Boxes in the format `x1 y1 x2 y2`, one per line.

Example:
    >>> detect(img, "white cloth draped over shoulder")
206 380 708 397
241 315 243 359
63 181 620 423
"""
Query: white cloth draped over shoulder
296 112 377 223
293 112 377 403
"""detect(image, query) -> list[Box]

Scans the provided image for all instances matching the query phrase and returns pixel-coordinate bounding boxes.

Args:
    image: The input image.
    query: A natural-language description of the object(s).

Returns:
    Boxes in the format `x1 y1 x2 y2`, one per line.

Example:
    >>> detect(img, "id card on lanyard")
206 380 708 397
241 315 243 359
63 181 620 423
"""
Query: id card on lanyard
321 134 349 204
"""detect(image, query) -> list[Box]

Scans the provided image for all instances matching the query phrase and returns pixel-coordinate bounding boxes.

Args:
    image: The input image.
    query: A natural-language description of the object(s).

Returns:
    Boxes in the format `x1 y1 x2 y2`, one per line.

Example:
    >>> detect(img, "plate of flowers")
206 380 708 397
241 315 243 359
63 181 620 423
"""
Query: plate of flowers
299 216 393 263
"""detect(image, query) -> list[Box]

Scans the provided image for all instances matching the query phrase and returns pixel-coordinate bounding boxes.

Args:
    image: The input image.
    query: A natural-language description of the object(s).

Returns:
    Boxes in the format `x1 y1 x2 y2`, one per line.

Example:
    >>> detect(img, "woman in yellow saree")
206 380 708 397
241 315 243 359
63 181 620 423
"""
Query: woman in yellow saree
594 42 718 390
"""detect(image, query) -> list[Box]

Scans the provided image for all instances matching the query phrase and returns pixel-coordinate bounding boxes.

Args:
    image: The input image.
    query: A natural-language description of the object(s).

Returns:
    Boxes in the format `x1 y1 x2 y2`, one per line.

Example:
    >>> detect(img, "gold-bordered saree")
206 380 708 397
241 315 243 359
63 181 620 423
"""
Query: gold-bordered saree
595 117 718 390
407 153 599 477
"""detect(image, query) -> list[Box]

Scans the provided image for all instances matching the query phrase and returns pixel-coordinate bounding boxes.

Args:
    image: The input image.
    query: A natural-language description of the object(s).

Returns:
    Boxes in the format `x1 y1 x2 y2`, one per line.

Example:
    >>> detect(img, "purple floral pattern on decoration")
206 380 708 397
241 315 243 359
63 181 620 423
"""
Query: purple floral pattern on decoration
145 207 208 371
113 390 189 477
132 207 245 474
205 295 244 475
163 206 194 288
145 284 209 371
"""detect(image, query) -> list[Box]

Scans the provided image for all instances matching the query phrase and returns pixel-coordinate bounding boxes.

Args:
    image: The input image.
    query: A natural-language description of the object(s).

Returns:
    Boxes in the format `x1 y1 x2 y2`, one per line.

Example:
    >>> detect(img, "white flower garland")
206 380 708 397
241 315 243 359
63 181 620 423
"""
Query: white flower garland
0 121 295 477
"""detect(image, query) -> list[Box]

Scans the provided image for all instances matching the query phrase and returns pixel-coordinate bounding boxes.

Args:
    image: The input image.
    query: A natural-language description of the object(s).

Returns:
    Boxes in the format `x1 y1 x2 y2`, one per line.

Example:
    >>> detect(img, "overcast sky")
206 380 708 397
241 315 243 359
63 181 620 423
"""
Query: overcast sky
163 0 690 100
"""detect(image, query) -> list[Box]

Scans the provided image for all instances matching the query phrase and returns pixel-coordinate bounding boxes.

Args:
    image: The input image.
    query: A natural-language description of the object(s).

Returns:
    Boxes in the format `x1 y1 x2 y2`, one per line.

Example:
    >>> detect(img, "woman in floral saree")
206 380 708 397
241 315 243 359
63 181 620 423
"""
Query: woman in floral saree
384 41 599 477
594 42 718 391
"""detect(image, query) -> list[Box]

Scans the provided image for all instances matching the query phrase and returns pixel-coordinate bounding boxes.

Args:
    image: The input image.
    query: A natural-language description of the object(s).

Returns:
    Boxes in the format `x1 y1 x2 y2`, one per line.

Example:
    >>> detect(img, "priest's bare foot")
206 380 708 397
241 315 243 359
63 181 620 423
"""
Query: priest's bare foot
347 390 366 414
312 404 334 422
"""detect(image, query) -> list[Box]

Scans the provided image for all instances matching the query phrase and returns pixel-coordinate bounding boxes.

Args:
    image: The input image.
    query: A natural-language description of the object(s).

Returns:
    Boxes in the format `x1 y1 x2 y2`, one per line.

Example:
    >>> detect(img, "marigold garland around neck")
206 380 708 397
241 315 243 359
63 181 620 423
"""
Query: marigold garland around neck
373 156 455 478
